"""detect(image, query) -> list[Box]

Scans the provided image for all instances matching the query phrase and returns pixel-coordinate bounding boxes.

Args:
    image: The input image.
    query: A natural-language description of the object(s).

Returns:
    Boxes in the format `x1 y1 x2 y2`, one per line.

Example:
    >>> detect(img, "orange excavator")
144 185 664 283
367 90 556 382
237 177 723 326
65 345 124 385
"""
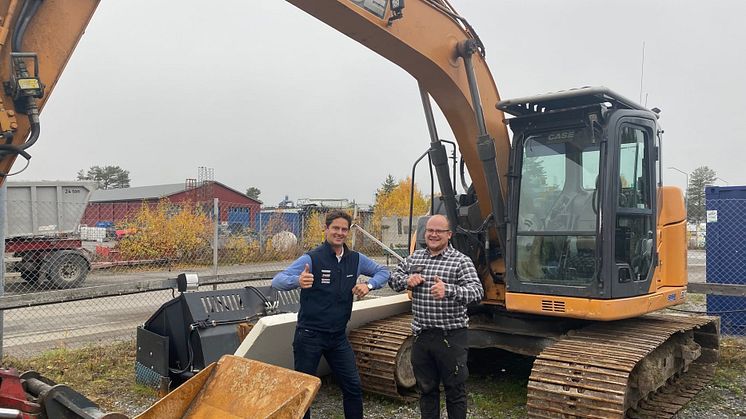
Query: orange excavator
0 1 718 418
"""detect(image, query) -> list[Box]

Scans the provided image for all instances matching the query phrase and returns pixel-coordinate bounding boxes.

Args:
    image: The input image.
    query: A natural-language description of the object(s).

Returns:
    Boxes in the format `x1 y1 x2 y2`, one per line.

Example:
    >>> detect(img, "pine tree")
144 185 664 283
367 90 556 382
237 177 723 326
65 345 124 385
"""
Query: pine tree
376 174 397 198
77 165 131 189
686 166 717 223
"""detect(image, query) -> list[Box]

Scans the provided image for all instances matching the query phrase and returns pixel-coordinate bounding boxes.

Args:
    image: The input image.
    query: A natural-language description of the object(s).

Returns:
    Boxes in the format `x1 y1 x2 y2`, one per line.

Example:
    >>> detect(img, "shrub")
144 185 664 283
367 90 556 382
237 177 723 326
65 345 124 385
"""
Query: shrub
117 200 212 262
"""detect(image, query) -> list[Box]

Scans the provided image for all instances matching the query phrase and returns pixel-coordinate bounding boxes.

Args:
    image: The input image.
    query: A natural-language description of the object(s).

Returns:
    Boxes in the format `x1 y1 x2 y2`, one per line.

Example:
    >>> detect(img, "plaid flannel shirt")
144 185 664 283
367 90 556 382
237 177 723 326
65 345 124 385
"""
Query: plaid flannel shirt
389 245 483 334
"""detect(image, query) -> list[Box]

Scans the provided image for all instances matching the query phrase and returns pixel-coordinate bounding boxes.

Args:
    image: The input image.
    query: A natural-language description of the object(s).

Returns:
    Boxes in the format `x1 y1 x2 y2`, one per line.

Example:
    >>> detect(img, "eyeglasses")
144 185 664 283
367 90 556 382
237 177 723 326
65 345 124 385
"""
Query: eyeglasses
425 229 450 235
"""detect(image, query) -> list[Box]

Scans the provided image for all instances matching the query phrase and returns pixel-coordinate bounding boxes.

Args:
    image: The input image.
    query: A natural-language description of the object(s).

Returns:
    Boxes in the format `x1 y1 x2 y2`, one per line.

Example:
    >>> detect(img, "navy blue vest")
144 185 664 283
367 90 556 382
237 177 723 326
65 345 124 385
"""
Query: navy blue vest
297 242 360 333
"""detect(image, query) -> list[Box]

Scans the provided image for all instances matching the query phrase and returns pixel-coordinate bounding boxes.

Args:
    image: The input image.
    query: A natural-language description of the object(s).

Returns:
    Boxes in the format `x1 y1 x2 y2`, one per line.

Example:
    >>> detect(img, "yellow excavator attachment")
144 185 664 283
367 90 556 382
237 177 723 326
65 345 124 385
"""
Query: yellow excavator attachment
135 355 320 419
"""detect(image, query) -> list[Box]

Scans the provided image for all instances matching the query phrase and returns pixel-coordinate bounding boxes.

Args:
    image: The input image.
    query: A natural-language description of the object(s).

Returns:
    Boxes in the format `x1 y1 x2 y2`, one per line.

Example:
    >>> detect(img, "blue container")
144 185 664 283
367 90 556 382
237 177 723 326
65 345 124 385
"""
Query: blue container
705 185 746 335
254 211 302 237
227 207 251 227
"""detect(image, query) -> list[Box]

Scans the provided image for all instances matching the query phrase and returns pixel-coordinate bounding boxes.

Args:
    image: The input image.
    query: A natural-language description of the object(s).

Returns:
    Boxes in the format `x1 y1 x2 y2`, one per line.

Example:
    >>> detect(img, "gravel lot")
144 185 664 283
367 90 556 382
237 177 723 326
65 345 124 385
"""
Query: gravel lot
296 338 746 419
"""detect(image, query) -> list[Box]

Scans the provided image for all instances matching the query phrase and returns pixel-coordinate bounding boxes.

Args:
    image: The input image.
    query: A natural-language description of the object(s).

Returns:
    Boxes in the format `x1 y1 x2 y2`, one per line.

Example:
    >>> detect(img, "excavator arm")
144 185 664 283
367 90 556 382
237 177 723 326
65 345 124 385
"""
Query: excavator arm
0 0 98 180
285 0 511 212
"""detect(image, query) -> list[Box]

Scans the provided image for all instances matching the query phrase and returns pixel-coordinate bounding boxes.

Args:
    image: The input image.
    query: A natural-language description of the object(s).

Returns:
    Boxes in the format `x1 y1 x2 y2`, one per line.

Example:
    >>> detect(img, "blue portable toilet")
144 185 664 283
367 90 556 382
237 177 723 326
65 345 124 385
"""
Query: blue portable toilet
705 185 746 335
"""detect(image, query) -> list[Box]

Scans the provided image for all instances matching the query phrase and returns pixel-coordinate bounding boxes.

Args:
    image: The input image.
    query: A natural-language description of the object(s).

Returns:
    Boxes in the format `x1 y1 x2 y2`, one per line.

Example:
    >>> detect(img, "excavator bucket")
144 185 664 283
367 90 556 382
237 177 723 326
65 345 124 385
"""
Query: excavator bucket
135 355 320 419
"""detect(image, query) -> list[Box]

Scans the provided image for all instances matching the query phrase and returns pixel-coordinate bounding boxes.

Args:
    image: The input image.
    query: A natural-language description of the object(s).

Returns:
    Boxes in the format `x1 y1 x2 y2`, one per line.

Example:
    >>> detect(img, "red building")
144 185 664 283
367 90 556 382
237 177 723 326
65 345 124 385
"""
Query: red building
81 181 261 228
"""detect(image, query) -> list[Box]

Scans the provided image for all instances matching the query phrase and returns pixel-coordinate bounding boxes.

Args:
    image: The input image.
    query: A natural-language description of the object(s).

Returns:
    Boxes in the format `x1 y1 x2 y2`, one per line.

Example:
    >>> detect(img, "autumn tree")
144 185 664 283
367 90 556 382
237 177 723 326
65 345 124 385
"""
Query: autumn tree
302 209 327 250
686 166 717 223
117 200 212 262
77 165 131 189
372 177 429 236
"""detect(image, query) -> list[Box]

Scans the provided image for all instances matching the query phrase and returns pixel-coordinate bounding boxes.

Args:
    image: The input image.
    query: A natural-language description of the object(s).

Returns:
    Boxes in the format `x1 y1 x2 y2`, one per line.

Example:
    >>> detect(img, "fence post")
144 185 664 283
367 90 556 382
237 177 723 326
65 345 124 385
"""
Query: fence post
213 198 219 290
350 204 358 250
0 183 6 359
258 211 264 252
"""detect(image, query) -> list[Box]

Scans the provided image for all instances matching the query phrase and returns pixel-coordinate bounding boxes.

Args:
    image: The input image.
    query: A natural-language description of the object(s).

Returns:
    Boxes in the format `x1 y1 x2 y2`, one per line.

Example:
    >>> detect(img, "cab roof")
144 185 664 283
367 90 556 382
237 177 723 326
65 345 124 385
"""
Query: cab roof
497 86 650 117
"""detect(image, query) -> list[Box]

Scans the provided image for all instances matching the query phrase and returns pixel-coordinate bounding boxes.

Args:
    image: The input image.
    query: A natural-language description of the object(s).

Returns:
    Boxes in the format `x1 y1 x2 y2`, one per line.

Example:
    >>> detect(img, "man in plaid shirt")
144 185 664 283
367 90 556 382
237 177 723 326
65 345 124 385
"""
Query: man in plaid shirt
389 214 483 419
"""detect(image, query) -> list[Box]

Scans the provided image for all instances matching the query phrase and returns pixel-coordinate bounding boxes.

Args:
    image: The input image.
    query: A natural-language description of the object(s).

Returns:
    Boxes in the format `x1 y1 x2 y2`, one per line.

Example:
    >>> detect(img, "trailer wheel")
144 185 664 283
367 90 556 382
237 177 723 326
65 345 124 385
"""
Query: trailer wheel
48 253 89 289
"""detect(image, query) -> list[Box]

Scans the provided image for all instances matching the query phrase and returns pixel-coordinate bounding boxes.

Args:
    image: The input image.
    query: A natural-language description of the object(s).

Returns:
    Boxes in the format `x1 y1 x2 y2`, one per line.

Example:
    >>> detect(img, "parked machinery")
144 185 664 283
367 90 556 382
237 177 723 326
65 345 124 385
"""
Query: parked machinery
5 182 95 288
135 274 300 393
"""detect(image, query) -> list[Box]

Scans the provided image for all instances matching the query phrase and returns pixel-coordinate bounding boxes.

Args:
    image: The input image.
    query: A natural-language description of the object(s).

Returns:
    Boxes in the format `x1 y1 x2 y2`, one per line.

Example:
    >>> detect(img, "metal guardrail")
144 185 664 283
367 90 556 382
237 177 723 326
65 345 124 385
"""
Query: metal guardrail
0 271 282 311
688 282 746 297
3 271 741 312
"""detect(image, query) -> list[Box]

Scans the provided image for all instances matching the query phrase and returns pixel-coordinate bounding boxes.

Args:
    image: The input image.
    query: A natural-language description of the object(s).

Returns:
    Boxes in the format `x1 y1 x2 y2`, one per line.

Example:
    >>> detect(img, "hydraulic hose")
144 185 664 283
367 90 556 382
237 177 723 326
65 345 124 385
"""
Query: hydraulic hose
0 0 43 170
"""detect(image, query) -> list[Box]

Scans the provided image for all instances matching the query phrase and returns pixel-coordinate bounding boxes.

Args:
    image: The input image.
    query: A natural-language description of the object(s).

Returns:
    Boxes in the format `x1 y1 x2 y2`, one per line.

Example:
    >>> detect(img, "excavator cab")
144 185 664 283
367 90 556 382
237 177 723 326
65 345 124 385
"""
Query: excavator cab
500 87 661 301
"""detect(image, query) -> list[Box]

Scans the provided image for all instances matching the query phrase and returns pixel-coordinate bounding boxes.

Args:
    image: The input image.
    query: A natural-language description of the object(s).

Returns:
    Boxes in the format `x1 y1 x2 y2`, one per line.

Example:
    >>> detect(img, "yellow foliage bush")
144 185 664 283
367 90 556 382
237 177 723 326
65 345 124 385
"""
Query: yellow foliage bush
372 177 429 237
302 210 326 250
117 200 212 262
221 235 260 264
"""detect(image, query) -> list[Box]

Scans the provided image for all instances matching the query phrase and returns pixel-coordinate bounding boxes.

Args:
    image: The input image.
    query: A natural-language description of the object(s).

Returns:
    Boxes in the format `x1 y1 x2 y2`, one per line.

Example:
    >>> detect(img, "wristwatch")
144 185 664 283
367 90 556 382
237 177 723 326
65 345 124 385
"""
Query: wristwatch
366 283 374 291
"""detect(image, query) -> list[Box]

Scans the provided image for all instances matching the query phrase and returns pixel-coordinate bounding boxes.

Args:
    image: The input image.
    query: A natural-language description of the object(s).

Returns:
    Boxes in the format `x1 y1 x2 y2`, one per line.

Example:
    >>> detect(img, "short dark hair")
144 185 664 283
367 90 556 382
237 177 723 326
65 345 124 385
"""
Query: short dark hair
325 210 352 228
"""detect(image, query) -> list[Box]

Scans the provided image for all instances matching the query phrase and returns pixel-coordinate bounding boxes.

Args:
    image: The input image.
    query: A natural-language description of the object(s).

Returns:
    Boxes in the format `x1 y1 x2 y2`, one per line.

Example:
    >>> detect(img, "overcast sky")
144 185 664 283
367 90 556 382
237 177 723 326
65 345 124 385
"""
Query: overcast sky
14 0 746 206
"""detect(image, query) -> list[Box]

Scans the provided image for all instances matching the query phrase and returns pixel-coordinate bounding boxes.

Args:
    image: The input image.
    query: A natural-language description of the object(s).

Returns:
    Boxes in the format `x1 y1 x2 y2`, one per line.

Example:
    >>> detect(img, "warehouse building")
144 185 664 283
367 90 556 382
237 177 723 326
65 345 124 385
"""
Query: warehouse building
81 181 261 230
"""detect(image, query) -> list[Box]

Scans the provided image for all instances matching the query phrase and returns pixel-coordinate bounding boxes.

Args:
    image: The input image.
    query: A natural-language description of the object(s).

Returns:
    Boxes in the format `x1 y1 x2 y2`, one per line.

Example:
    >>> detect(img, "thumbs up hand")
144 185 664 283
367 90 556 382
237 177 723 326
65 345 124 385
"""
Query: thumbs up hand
430 275 446 300
299 263 314 289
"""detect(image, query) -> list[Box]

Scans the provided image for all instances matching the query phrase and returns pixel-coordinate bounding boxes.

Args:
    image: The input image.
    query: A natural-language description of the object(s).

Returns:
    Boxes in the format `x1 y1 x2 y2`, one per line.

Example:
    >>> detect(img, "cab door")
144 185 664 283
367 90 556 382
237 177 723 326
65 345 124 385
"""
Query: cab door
606 115 658 298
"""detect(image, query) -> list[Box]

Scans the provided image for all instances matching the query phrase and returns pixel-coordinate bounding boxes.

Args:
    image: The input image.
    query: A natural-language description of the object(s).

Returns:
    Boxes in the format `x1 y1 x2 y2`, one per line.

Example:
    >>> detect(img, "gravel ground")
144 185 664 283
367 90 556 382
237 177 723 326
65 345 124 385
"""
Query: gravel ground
302 342 745 419
306 348 530 419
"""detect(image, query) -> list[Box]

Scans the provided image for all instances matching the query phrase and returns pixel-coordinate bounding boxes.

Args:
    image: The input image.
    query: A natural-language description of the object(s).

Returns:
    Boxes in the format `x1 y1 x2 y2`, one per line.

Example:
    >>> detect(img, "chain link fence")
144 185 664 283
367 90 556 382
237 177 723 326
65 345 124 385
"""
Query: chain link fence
1 193 390 358
4 196 384 294
701 197 746 335
1 192 744 358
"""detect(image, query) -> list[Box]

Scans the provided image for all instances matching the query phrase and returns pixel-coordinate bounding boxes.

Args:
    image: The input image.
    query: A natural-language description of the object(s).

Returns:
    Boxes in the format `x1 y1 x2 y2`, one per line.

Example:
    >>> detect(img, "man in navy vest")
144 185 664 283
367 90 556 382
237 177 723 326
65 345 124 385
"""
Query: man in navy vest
272 210 390 419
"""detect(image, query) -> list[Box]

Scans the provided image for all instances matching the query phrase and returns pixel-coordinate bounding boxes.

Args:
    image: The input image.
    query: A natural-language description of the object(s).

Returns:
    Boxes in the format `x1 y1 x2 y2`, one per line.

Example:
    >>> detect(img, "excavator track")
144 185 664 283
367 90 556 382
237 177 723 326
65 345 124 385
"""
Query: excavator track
526 313 719 419
349 313 417 400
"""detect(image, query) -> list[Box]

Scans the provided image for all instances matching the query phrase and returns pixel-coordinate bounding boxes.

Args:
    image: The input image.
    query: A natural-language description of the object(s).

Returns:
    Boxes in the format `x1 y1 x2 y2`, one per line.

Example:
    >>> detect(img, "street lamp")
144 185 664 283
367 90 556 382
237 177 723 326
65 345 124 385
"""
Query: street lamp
667 167 689 204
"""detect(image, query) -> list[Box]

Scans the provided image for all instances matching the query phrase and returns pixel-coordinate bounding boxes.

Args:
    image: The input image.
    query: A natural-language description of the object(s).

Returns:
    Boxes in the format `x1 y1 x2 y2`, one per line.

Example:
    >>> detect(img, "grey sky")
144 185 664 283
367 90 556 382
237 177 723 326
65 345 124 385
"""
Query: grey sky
15 0 746 206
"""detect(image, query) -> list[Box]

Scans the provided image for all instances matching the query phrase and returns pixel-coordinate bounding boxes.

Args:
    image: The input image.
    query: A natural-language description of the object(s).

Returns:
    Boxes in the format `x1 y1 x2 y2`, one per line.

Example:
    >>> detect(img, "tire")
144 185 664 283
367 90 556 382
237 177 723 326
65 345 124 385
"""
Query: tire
47 253 89 289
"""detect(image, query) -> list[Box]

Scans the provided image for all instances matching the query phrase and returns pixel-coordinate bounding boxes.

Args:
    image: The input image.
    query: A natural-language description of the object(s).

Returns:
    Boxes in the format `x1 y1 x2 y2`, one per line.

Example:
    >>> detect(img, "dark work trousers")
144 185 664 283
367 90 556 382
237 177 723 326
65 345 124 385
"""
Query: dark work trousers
293 327 363 419
411 328 468 419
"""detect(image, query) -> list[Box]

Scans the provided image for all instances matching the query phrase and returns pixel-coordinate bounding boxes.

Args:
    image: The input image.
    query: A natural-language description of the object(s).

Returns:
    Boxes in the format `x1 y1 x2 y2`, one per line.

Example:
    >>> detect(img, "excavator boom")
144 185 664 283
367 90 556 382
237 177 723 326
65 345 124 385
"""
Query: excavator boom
286 0 510 206
0 0 99 179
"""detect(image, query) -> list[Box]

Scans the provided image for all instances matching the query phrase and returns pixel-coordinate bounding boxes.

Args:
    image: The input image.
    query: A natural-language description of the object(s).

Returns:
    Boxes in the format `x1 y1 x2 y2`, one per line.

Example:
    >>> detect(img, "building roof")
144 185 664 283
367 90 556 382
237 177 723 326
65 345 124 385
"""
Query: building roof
90 184 185 202
89 181 262 204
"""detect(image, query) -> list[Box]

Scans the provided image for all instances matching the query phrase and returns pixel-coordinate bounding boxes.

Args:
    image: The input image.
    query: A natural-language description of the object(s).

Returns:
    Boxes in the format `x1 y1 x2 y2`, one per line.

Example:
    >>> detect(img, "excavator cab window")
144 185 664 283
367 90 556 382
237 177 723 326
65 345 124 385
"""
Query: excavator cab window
515 126 600 287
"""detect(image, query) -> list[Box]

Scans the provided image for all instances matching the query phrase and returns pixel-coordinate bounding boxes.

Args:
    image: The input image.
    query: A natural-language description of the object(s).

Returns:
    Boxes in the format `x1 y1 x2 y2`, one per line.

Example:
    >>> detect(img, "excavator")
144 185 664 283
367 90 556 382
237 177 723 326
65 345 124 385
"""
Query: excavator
0 0 719 418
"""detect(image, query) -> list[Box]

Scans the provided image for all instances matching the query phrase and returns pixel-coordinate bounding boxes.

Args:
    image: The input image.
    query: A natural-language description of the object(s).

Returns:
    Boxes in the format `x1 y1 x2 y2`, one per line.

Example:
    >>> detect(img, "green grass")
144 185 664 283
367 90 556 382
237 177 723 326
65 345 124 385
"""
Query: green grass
675 337 746 416
710 338 746 395
468 375 527 418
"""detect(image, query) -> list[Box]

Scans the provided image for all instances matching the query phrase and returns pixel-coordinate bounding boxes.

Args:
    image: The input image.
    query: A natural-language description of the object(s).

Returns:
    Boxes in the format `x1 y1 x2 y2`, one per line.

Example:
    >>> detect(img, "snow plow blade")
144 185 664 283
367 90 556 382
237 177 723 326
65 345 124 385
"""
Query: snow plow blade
135 355 320 419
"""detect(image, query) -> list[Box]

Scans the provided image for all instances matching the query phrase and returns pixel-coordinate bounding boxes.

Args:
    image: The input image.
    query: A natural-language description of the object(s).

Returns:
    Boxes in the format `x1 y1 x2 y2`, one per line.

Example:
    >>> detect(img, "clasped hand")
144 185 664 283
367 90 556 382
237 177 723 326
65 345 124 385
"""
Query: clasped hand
407 274 446 300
